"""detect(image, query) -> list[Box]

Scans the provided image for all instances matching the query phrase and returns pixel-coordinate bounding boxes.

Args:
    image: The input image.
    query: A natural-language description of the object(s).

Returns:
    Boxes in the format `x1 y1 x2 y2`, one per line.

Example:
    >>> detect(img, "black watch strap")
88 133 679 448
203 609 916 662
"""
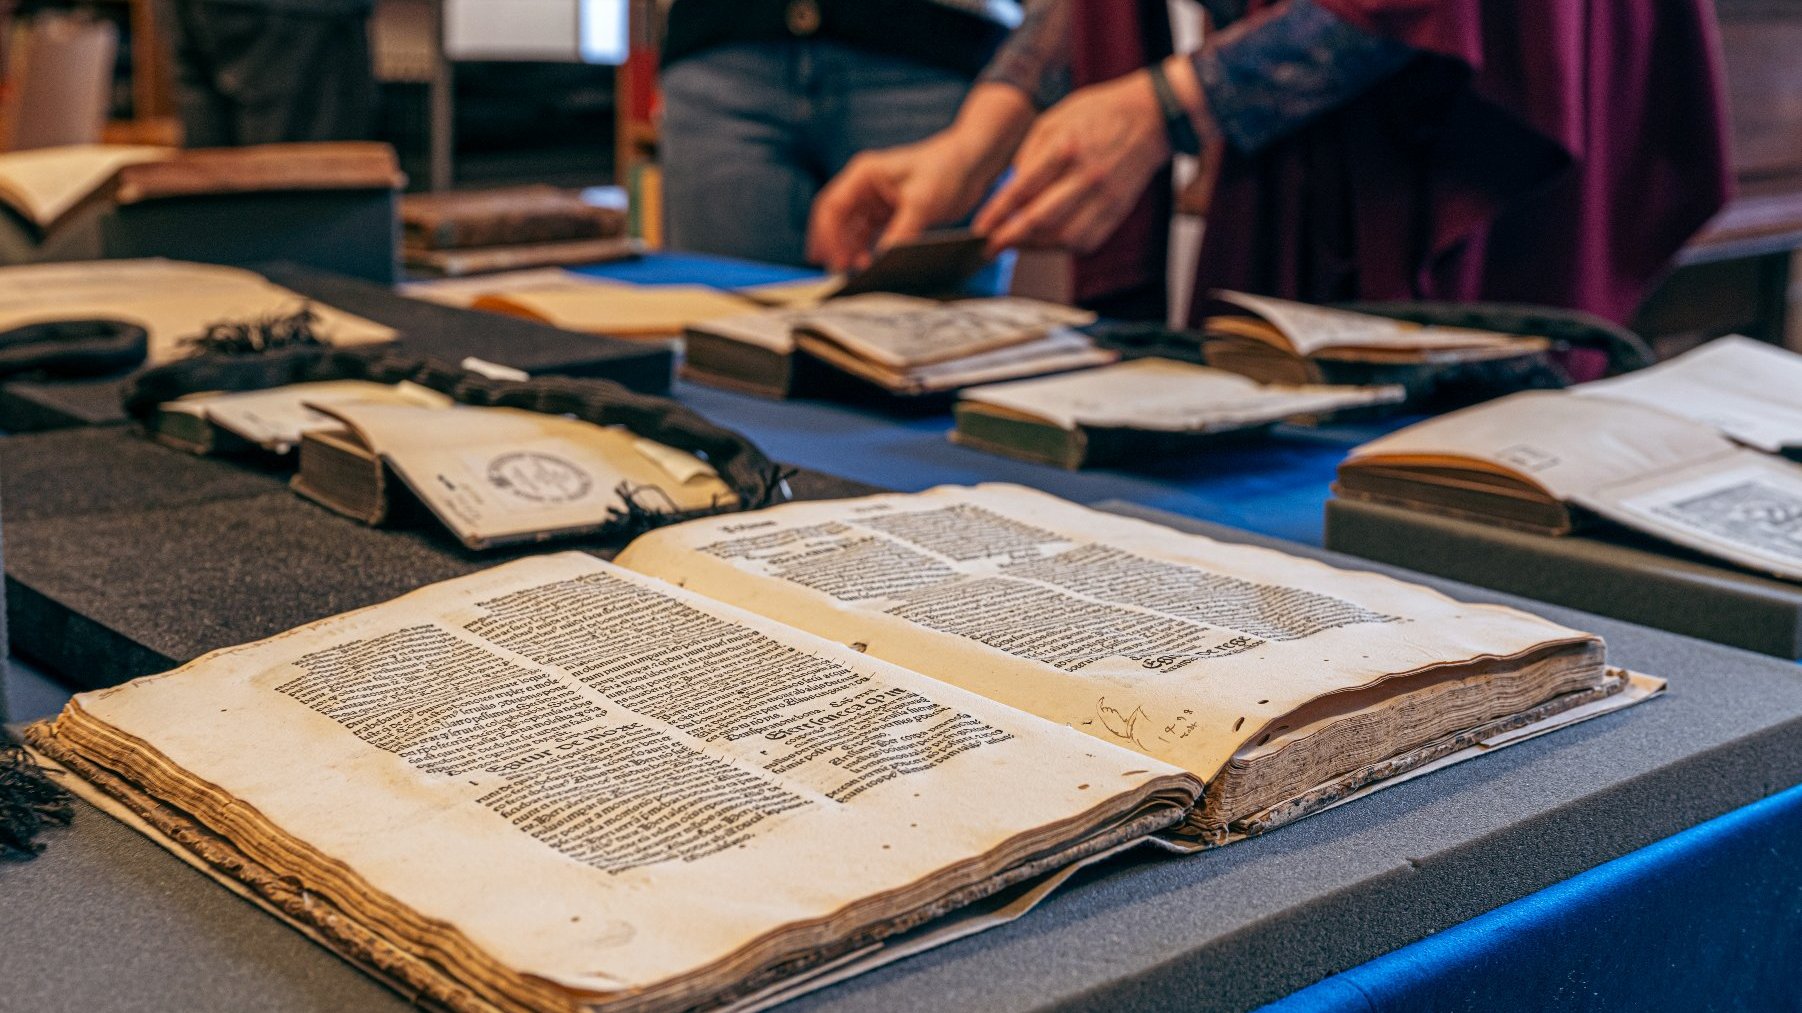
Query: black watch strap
1146 61 1202 156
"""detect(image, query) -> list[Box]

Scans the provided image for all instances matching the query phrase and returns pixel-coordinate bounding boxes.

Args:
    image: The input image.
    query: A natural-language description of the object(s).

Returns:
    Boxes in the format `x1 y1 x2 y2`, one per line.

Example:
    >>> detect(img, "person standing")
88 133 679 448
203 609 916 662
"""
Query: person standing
658 0 1024 267
159 0 376 147
810 0 1733 326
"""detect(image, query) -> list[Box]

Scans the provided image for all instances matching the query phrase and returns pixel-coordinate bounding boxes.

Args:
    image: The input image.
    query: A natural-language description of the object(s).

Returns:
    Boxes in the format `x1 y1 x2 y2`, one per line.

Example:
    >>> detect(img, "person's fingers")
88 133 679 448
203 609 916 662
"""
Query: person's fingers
807 158 894 271
1054 190 1130 254
875 200 930 256
984 160 1108 253
973 135 1077 236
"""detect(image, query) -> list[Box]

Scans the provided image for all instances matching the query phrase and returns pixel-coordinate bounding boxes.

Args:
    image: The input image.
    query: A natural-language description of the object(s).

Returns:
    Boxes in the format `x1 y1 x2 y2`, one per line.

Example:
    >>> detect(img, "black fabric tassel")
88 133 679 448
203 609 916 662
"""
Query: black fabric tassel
0 728 71 861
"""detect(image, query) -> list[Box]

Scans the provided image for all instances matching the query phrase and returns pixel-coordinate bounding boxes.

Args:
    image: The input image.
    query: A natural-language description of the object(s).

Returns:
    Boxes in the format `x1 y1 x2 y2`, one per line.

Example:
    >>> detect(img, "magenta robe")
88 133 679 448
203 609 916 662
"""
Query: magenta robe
1188 0 1734 325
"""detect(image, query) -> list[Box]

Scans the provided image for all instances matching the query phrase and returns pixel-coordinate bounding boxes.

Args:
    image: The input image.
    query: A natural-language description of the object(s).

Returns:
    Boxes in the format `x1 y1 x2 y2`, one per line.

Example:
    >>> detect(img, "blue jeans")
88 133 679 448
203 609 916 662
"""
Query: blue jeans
660 40 970 268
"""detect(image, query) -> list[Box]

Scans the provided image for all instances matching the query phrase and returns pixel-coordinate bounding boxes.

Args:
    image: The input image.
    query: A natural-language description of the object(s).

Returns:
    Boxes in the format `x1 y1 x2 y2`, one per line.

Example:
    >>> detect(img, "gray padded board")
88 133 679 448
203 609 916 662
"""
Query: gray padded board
6 501 1802 1012
1324 496 1802 658
0 262 674 432
0 425 877 688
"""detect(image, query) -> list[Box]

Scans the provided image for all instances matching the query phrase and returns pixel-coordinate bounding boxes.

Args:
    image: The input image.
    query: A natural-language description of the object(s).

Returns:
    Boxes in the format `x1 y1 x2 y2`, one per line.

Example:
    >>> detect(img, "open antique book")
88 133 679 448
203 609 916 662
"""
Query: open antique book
0 143 170 231
29 484 1652 1011
293 400 734 548
1338 390 1802 581
0 259 395 363
952 358 1404 468
1201 291 1546 389
1572 335 1802 457
685 294 1111 398
150 380 452 456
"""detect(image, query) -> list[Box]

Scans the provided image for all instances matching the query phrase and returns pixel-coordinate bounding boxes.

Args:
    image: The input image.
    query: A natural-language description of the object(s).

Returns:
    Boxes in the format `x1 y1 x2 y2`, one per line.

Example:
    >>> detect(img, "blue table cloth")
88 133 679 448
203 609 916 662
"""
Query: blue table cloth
579 251 1802 1009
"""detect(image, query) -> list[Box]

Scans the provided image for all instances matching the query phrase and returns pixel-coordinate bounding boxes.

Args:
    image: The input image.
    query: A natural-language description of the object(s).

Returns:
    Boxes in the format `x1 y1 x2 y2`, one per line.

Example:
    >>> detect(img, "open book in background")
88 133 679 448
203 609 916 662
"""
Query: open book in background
1200 291 1549 396
952 358 1406 468
1337 389 1802 581
293 400 735 548
151 380 452 456
0 259 396 363
0 143 171 232
27 483 1651 1011
1573 335 1802 457
685 294 1112 399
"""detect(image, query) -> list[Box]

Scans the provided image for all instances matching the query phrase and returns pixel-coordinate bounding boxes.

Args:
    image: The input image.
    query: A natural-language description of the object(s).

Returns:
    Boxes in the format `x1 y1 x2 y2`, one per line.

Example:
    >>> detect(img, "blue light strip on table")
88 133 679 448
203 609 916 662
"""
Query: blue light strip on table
1259 780 1802 1012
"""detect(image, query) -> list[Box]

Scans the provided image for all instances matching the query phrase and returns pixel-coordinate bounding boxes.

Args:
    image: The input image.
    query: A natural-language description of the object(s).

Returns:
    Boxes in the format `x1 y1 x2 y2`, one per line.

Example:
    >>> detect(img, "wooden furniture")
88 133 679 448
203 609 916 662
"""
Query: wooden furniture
1633 0 1802 351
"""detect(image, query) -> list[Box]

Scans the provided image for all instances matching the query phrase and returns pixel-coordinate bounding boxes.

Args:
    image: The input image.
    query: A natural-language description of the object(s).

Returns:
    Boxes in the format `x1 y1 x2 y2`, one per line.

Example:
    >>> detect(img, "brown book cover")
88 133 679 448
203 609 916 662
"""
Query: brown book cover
402 185 626 250
113 143 404 204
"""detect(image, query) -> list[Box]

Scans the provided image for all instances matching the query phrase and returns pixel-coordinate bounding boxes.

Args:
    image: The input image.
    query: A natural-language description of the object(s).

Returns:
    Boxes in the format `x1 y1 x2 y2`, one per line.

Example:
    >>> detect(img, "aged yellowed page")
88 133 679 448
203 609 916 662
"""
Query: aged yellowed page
399 268 599 308
687 306 810 353
474 282 759 336
800 296 1095 369
1210 291 1529 356
1577 448 1802 581
614 484 1592 786
0 258 395 362
804 327 1115 394
959 358 1403 431
1574 335 1802 454
166 380 451 453
0 143 170 226
318 401 735 548
57 553 1194 1006
1346 390 1737 500
738 276 847 309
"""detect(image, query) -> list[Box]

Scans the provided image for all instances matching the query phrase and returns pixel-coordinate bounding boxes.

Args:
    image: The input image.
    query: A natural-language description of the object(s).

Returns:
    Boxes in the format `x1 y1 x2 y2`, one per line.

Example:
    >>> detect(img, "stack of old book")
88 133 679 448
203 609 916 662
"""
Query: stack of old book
401 185 639 277
27 483 1655 1011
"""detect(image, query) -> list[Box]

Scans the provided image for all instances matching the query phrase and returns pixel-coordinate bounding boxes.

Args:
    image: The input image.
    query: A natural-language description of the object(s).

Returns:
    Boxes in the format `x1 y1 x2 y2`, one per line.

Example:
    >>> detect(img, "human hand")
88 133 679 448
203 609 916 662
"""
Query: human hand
804 134 987 272
974 69 1171 255
808 82 1034 272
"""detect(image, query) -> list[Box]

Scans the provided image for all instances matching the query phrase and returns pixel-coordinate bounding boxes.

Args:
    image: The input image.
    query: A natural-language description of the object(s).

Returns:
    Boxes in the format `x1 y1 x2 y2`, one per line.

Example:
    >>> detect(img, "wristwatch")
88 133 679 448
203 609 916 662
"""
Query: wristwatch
1145 61 1202 157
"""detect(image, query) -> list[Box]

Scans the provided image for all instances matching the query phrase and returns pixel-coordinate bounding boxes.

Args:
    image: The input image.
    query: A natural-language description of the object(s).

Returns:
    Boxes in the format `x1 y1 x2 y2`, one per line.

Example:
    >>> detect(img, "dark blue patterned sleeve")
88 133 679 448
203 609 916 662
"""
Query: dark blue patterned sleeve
975 0 1073 110
1192 0 1415 153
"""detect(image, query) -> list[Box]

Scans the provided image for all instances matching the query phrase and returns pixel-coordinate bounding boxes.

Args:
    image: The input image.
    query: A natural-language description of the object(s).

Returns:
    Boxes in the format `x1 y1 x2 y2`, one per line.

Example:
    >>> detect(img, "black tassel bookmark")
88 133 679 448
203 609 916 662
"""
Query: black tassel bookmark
0 729 71 860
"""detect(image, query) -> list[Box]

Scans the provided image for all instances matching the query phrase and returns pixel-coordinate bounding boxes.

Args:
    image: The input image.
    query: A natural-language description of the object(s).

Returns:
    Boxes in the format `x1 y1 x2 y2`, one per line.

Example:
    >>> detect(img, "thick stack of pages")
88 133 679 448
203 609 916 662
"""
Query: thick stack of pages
1200 291 1547 393
29 551 1200 1012
401 185 639 277
952 358 1405 468
686 294 1112 398
1337 385 1802 580
0 259 395 363
294 400 735 548
29 485 1651 1009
